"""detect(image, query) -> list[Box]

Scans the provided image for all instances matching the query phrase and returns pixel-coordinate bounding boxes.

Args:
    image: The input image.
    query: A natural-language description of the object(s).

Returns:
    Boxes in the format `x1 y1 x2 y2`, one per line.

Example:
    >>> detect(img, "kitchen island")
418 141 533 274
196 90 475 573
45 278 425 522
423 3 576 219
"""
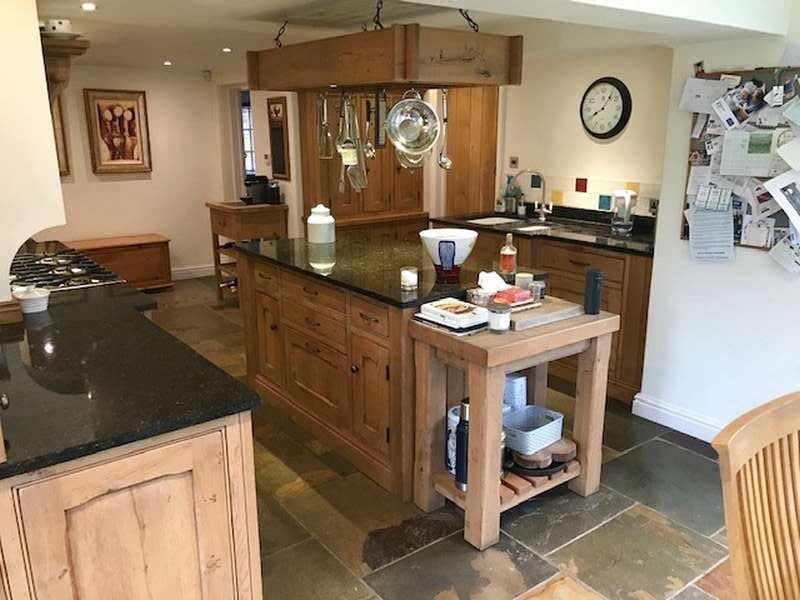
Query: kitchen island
433 209 654 403
0 283 262 599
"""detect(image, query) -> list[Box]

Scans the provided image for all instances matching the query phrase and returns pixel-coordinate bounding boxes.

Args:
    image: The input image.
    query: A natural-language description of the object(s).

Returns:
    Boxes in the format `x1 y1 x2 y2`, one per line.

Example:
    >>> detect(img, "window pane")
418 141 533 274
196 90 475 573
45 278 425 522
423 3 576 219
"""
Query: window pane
241 107 251 130
243 135 252 152
245 152 255 174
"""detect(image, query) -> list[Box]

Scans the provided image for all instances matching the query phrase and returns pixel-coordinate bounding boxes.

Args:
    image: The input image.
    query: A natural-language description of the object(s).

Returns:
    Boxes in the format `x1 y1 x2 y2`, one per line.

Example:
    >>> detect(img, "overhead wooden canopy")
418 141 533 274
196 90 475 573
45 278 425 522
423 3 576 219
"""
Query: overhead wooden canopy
247 24 523 91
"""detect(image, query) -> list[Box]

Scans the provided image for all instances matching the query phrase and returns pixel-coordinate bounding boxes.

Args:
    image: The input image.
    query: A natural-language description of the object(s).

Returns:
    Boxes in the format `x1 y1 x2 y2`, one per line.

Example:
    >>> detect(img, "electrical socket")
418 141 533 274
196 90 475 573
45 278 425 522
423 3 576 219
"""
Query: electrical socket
509 156 519 169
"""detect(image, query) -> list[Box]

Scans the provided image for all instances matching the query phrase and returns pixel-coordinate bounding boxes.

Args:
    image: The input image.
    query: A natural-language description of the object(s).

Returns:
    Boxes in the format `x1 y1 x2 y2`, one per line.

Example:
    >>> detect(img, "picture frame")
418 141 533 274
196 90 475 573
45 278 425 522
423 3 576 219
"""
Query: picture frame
52 95 70 177
267 96 290 180
83 89 152 174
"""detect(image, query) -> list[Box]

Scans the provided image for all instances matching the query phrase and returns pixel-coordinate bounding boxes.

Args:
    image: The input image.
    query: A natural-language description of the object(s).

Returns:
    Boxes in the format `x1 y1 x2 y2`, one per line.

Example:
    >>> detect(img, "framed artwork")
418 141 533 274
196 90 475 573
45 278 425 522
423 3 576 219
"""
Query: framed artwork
52 95 70 177
83 89 152 174
267 96 290 180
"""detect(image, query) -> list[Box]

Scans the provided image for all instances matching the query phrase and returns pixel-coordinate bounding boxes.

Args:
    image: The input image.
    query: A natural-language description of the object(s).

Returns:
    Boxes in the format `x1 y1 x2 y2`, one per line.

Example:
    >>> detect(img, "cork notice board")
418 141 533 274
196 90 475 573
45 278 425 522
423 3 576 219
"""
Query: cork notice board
681 66 800 251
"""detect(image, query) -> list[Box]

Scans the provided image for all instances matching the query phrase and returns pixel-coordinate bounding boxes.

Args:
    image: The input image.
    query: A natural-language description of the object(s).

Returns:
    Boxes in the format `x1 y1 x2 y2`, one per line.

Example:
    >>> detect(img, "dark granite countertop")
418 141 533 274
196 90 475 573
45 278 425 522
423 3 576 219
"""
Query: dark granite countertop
237 232 547 308
0 283 259 480
431 209 655 256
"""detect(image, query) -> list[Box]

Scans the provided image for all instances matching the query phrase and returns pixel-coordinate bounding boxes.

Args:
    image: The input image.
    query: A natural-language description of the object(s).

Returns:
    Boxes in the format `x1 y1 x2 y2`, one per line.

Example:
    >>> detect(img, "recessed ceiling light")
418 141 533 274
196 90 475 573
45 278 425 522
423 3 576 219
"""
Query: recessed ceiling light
222 47 232 53
163 60 173 66
81 2 96 11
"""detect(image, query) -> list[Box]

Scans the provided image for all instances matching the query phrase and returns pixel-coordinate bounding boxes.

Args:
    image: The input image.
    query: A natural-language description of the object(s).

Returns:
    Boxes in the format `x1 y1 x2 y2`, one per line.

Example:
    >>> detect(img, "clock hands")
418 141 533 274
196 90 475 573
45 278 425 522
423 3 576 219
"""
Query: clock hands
591 93 613 118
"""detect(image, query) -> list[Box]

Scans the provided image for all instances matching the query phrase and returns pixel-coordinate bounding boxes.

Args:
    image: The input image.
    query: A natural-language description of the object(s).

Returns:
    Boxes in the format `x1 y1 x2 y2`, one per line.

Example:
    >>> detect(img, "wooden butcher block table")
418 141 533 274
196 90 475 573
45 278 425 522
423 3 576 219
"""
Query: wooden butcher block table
411 304 620 550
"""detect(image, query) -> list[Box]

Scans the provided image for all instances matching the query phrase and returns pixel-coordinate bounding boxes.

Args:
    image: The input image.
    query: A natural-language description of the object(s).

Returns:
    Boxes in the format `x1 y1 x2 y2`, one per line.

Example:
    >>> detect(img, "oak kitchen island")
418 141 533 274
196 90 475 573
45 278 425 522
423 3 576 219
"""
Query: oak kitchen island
0 281 262 600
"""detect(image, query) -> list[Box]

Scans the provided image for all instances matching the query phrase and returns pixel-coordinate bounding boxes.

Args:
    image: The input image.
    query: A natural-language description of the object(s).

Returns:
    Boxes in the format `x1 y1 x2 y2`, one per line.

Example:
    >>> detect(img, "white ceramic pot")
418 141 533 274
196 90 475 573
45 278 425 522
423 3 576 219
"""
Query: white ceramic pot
12 288 50 314
307 203 336 244
419 228 478 268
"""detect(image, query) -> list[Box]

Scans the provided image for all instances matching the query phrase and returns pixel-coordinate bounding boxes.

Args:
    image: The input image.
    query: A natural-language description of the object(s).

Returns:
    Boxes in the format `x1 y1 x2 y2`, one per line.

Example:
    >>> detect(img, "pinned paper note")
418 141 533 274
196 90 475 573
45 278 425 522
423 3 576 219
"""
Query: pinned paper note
769 235 800 273
685 207 735 262
679 77 729 114
741 215 775 247
764 170 800 232
766 85 785 107
720 74 742 89
691 113 708 139
686 166 711 195
695 186 733 211
777 137 800 170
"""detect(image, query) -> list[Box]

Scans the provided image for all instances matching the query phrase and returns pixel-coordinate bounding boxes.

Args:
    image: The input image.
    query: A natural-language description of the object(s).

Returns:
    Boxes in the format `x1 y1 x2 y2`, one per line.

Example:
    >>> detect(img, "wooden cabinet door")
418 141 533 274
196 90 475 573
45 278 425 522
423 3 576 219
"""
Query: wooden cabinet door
351 334 390 457
284 326 350 430
256 292 284 386
325 94 361 219
391 150 423 212
356 95 393 214
17 431 236 600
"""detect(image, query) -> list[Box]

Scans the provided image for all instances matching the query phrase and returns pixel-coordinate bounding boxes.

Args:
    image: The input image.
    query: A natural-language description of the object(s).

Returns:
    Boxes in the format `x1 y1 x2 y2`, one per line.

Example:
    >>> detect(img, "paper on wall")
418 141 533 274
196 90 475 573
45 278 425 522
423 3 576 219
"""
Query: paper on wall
712 96 741 129
679 77 729 113
769 234 800 273
766 86 785 107
764 170 800 231
783 97 800 127
685 207 735 262
686 165 711 195
776 137 800 170
720 74 742 89
691 113 708 139
719 129 783 177
695 185 732 211
740 215 775 247
748 179 783 218
704 137 722 155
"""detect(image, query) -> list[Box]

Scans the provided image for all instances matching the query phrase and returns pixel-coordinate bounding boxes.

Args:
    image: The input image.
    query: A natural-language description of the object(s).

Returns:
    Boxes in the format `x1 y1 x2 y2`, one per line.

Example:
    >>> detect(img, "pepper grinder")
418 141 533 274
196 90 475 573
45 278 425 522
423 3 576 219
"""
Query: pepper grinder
455 399 470 492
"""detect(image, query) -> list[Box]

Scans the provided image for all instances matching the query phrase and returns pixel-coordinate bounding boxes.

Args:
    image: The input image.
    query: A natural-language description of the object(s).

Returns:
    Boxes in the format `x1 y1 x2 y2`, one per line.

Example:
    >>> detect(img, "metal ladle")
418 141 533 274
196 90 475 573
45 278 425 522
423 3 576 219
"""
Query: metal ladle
437 88 453 170
363 99 376 160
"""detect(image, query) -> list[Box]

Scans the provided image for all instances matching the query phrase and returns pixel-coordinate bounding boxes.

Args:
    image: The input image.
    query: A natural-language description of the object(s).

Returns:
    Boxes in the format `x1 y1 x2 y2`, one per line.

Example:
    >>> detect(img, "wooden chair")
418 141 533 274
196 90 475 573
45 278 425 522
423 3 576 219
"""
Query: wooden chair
712 391 800 600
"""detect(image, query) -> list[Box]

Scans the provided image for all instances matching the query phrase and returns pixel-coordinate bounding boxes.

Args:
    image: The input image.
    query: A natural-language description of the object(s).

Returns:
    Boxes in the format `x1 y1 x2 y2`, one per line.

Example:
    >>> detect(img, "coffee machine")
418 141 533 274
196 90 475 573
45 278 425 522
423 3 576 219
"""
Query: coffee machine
243 175 281 205
611 189 637 237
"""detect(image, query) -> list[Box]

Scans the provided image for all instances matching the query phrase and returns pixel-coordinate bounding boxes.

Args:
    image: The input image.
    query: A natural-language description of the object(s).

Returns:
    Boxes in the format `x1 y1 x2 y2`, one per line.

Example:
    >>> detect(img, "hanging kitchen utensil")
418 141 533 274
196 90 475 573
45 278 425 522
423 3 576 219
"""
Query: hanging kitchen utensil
336 98 347 193
338 94 367 190
317 93 334 159
363 99 376 160
376 90 388 148
395 147 426 170
385 89 440 155
437 88 453 170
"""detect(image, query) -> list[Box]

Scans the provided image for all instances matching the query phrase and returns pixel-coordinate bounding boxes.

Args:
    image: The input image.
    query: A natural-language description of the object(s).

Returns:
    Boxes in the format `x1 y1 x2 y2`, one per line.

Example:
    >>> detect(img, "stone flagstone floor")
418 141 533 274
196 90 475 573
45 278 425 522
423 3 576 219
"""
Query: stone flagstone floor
150 278 735 600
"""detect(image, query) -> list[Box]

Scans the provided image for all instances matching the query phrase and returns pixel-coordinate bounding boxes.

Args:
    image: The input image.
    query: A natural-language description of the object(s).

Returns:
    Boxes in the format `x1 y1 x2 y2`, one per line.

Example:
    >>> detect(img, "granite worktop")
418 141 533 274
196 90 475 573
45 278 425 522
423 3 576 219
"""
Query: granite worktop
237 231 547 308
431 207 656 256
0 283 259 480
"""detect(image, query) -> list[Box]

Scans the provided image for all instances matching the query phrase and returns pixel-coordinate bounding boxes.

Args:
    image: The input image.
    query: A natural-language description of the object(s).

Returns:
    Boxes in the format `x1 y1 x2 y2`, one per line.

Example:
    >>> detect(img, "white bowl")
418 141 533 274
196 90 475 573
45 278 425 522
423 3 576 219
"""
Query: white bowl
419 228 478 267
12 287 50 314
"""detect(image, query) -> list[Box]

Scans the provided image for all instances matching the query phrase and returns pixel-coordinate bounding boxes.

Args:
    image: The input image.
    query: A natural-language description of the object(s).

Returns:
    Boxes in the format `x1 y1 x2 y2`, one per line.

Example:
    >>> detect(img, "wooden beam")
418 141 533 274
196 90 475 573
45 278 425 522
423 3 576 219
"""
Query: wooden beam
246 51 260 90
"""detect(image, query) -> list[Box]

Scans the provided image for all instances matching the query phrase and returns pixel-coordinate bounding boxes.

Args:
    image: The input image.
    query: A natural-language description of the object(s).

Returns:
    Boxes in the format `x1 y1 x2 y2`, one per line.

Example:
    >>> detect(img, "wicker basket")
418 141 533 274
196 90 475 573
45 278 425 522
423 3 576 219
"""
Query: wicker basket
503 405 563 455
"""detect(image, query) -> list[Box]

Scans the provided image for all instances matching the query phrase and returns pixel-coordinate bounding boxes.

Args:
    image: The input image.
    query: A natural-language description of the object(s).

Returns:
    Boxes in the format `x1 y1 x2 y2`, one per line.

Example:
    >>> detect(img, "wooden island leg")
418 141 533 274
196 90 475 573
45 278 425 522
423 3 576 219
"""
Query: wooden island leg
523 363 548 406
464 363 506 550
414 341 447 512
569 333 612 497
211 232 223 302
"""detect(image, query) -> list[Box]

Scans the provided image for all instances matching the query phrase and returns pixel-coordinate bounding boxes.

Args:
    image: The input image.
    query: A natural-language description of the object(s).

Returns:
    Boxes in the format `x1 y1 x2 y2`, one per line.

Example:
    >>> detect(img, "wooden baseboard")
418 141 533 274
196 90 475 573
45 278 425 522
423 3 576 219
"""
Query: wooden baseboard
0 301 22 325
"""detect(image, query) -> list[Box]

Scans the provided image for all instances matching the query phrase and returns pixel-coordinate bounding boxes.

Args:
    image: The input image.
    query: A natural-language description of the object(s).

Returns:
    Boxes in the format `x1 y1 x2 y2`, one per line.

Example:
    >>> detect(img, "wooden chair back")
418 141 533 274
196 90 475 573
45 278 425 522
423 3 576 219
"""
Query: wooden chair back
712 391 800 600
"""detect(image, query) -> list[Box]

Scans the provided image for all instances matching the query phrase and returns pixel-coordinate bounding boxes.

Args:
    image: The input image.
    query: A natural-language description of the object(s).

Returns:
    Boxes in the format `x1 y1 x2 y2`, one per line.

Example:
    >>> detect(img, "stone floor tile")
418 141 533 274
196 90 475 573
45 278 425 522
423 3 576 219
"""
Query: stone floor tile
672 586 716 599
601 439 724 535
660 430 718 461
149 303 241 344
549 504 727 600
257 486 310 556
501 485 635 555
696 560 735 600
364 532 556 600
262 539 373 600
150 278 219 308
519 574 602 599
544 388 668 452
279 473 462 575
252 437 340 499
711 528 728 547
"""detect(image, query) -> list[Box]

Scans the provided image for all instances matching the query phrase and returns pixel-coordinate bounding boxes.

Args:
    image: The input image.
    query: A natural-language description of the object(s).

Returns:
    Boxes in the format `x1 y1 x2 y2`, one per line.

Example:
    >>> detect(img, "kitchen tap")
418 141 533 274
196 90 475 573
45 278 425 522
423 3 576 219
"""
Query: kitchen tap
512 169 551 222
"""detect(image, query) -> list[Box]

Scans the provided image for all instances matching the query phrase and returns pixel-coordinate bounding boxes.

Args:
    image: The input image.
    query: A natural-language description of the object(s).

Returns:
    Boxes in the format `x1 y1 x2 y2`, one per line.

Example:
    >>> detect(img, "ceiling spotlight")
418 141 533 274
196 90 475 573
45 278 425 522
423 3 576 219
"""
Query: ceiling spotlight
222 47 232 53
81 2 96 11
163 60 173 67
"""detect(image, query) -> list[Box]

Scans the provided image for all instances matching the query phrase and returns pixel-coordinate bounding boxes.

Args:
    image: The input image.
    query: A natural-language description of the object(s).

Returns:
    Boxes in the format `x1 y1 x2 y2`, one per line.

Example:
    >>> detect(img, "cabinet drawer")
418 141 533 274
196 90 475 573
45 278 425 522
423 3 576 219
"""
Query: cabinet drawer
282 271 346 316
87 243 171 289
350 295 389 338
284 300 347 349
254 261 280 297
541 242 625 284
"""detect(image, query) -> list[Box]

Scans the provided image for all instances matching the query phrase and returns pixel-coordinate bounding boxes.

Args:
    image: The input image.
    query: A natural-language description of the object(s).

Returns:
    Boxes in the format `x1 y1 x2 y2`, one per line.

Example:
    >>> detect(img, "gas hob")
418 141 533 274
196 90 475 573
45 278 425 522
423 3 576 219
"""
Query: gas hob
10 250 124 291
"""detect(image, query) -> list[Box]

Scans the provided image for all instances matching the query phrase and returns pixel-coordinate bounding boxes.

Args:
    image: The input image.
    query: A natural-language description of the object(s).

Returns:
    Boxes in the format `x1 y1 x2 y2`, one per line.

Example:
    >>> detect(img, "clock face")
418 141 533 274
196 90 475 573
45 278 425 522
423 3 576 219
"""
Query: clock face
580 77 632 140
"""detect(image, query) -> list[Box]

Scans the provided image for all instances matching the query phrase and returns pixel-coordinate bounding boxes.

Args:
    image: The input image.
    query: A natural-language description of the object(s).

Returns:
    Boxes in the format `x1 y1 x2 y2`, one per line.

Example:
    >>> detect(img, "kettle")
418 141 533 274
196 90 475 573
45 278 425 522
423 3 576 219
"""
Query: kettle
611 189 637 237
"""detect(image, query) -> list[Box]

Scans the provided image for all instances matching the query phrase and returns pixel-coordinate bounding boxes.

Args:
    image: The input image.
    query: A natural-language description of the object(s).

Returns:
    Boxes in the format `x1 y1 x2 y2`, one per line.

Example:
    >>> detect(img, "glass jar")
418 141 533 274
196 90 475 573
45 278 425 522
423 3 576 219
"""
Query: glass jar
487 302 511 333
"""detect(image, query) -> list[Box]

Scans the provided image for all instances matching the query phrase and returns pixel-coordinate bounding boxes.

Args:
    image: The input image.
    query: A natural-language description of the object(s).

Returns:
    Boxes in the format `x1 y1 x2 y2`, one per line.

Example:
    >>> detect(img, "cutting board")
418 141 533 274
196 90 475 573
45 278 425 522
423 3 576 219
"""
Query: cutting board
511 296 584 331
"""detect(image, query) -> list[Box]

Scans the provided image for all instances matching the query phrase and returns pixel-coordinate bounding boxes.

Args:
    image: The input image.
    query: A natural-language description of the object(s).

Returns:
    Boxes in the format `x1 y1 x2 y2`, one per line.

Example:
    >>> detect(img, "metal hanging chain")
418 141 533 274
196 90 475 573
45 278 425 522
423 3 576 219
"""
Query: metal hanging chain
373 0 384 30
274 19 288 48
459 9 479 32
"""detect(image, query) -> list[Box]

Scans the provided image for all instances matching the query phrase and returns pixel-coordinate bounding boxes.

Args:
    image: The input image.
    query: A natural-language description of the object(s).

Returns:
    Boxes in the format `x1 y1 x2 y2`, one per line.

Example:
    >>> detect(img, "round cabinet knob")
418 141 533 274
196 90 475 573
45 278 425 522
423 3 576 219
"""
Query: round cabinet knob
351 365 360 373
270 324 278 331
0 393 9 409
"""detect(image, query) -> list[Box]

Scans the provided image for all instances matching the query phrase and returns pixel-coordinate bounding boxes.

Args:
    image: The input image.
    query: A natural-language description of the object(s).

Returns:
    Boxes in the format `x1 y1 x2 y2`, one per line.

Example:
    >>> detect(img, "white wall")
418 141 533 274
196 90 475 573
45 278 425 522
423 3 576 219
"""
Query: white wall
0 0 65 301
250 91 304 238
39 64 224 278
502 45 672 212
635 33 799 440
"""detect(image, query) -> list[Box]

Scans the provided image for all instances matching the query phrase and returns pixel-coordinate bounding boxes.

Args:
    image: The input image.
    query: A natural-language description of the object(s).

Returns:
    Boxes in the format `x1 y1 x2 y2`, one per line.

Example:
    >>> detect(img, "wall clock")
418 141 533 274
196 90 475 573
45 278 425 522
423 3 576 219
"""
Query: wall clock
580 77 632 140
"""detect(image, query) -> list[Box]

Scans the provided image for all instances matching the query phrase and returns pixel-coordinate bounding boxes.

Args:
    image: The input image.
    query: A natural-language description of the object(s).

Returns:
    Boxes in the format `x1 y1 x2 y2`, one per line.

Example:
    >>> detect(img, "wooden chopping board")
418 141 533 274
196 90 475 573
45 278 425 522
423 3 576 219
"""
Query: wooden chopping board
511 296 584 331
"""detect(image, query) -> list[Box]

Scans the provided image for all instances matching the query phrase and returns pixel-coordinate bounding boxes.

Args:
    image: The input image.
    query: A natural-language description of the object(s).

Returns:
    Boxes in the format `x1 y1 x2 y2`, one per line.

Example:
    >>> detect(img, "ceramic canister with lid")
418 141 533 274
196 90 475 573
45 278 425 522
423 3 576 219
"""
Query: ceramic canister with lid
307 203 336 244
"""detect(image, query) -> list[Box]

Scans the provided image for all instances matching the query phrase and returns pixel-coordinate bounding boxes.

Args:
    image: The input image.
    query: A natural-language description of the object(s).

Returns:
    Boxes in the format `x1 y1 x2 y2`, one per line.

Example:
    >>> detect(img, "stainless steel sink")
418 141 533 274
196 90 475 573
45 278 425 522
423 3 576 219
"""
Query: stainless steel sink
515 222 564 233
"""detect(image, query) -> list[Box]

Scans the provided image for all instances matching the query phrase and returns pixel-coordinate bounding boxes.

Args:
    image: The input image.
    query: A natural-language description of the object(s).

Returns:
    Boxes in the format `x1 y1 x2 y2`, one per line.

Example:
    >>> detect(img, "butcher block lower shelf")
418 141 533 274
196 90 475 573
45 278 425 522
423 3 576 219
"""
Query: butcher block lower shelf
433 460 581 512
